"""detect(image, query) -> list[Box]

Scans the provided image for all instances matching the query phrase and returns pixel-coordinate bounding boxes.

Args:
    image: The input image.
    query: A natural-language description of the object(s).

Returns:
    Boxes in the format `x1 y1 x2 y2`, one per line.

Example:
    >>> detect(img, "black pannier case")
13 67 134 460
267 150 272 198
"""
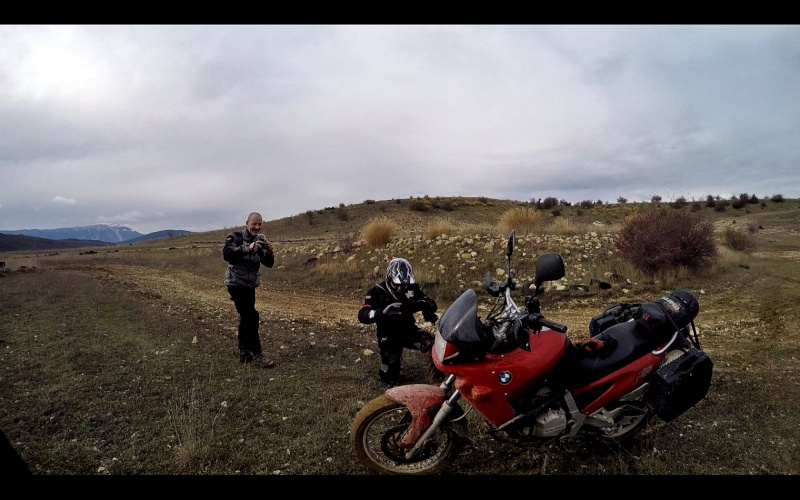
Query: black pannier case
647 347 713 422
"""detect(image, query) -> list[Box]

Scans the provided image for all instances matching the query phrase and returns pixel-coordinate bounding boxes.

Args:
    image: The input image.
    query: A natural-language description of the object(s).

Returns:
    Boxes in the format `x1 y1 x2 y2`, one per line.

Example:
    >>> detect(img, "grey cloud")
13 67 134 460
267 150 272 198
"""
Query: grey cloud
0 25 798 234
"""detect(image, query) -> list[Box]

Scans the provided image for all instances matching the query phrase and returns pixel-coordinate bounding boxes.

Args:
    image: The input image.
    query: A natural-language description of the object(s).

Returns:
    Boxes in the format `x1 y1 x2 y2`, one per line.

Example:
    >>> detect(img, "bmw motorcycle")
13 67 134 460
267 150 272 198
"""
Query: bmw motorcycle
350 231 713 475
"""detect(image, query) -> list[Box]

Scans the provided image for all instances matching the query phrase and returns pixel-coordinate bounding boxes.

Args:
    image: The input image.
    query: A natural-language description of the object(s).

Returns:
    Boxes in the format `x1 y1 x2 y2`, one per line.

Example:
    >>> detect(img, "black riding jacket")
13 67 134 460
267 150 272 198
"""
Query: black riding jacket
358 281 437 336
222 229 274 288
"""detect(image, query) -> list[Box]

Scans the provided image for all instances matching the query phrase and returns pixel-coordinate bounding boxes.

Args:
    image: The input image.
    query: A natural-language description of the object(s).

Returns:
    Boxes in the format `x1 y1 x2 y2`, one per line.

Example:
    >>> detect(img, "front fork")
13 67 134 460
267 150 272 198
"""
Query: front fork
384 374 461 460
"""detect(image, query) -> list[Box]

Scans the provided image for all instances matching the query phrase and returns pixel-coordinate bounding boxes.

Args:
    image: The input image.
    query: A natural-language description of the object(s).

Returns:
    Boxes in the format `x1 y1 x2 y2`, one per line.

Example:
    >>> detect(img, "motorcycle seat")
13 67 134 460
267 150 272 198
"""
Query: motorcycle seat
571 320 658 382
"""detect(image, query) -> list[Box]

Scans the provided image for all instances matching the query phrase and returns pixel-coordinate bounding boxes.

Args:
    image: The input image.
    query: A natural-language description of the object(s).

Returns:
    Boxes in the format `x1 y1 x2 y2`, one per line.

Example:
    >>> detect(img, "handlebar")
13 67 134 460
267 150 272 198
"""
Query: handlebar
524 312 568 334
537 318 568 334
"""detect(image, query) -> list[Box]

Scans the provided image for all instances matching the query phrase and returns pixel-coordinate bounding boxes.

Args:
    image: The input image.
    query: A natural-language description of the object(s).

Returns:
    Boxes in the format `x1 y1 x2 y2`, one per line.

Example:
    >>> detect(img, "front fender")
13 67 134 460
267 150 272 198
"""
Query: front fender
385 384 467 447
385 384 446 411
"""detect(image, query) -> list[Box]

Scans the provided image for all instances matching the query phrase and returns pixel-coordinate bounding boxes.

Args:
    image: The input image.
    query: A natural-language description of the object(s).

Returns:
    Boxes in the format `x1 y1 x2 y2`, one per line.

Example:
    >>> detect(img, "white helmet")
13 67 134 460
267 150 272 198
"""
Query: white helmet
386 258 414 293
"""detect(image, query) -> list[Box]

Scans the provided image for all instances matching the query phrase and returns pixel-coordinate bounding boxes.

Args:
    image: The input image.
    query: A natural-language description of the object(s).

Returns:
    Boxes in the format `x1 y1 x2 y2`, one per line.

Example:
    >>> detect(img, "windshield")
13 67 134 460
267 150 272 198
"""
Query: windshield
438 289 483 345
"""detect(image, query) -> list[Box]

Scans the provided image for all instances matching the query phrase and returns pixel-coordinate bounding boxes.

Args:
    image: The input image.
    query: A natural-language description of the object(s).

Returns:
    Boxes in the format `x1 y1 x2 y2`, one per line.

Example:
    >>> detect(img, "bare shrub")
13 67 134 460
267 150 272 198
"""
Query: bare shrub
360 216 396 247
499 206 543 235
672 196 687 209
334 231 357 253
431 198 456 211
541 196 559 209
720 227 756 253
616 209 717 274
409 199 431 212
427 218 458 239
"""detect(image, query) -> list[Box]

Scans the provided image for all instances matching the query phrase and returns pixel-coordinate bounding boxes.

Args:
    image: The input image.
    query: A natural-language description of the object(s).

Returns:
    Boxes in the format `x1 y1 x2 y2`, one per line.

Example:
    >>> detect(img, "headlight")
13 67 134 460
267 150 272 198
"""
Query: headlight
433 330 447 362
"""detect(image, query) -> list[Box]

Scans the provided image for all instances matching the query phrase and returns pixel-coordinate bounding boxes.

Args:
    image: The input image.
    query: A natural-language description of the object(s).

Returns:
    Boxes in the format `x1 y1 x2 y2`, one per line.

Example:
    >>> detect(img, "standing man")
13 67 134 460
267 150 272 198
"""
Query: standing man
223 212 275 368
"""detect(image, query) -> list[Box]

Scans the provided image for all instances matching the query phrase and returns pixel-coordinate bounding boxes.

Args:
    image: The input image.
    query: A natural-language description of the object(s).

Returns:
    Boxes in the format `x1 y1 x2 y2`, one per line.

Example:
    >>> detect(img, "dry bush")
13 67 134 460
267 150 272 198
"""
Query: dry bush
430 198 456 211
427 218 459 239
168 386 218 473
334 231 357 253
616 209 717 274
309 258 362 280
545 217 579 235
499 206 543 235
720 227 757 253
456 222 503 238
715 245 752 270
409 199 432 212
360 216 396 247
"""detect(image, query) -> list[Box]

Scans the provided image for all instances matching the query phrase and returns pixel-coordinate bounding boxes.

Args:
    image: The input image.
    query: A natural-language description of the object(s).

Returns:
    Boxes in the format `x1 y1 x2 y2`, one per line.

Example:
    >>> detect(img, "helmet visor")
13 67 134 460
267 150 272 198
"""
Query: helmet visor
389 281 409 295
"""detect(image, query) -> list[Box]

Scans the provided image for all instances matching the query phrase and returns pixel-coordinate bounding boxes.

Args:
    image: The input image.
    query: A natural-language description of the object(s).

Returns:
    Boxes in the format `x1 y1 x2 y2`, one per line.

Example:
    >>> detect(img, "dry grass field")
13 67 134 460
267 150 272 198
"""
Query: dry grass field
1 196 799 476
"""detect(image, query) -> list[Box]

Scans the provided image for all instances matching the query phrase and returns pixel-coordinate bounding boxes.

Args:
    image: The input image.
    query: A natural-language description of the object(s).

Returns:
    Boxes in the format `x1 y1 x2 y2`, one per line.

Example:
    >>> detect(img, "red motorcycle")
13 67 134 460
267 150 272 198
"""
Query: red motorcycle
350 231 713 474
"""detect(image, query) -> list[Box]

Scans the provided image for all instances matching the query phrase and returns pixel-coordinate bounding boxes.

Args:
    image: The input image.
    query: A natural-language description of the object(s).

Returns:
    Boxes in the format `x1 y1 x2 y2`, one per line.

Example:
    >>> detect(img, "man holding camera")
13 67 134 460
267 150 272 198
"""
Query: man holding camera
223 212 275 368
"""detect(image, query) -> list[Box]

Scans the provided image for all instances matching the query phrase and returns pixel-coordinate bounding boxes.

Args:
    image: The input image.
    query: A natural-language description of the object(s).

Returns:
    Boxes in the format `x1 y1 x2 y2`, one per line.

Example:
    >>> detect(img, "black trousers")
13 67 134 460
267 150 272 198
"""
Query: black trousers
227 285 262 355
377 327 434 384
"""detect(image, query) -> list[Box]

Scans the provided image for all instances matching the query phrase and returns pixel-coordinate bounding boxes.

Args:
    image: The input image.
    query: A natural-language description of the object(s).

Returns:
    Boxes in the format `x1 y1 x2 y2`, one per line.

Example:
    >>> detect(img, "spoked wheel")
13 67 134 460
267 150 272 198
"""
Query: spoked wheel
350 395 463 475
601 402 652 442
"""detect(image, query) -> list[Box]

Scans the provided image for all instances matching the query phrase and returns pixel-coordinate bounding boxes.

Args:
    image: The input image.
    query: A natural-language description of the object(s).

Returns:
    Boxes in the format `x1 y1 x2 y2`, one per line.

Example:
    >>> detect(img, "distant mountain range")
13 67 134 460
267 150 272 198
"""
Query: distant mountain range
1 223 144 243
0 224 193 252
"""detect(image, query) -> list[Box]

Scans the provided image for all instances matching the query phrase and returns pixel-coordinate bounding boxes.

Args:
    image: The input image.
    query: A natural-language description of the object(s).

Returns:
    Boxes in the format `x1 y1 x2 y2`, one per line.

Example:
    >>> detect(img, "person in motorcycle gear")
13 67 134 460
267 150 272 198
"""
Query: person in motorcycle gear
358 258 439 386
223 212 275 368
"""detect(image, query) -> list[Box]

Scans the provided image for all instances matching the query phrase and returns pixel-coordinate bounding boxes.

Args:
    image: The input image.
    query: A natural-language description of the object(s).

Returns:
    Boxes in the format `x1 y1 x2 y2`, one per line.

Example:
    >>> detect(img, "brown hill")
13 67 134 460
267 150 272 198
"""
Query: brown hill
144 195 800 248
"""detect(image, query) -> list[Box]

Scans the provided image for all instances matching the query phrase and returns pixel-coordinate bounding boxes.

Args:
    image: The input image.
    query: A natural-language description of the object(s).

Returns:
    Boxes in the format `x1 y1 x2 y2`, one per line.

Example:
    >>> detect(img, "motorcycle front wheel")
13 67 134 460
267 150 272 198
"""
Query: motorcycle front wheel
350 394 464 475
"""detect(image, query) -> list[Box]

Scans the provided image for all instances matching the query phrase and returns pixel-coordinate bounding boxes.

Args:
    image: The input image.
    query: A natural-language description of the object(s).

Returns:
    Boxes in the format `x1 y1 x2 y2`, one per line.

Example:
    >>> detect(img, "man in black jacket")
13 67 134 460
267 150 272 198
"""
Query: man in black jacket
223 212 275 368
358 258 438 385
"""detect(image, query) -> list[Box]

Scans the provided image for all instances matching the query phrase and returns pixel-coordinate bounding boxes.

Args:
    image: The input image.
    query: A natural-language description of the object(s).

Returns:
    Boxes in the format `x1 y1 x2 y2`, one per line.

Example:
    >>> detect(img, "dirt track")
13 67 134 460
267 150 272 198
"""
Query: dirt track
57 264 367 334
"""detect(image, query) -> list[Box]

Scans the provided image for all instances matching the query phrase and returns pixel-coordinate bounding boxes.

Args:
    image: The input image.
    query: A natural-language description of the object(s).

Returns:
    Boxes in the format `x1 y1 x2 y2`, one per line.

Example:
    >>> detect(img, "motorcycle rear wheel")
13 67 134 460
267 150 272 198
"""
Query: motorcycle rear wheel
350 394 464 475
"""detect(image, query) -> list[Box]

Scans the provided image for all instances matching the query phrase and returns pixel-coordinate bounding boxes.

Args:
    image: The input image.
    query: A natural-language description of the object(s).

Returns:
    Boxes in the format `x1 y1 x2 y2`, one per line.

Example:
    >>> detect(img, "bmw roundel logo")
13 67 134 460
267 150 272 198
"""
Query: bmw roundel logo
499 371 512 384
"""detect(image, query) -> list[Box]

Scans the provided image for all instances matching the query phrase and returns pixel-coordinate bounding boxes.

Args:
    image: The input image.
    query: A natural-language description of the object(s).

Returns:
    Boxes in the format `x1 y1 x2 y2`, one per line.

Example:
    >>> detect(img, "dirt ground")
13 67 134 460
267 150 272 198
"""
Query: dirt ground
2 205 799 475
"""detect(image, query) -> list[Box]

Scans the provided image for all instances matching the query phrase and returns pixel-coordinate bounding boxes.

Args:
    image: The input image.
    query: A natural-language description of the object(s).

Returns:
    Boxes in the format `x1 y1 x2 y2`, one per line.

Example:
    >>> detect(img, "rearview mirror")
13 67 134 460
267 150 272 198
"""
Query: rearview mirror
505 231 515 258
534 253 565 287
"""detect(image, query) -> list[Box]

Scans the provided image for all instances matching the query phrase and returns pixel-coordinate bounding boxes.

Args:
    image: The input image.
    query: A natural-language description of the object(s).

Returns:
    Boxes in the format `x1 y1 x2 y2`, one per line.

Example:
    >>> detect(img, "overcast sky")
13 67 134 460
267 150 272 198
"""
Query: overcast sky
1 25 798 234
